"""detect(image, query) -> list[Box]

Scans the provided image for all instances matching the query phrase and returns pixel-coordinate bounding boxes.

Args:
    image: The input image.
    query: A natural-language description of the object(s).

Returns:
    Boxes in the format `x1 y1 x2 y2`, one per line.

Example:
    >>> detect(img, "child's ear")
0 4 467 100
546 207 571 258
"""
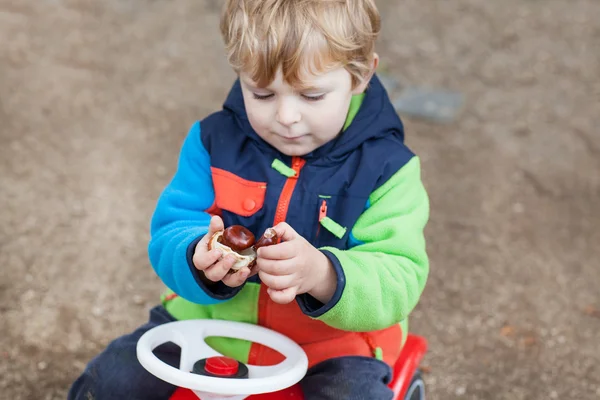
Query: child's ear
352 53 380 94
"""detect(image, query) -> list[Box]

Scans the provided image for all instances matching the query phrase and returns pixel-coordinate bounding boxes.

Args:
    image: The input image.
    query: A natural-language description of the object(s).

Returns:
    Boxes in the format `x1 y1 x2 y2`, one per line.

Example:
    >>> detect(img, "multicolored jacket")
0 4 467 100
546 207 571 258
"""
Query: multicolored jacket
148 75 429 369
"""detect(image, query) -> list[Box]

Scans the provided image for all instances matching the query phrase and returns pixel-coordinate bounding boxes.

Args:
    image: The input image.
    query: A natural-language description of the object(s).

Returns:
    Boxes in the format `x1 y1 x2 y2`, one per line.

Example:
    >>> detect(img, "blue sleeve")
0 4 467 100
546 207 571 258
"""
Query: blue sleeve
148 122 240 304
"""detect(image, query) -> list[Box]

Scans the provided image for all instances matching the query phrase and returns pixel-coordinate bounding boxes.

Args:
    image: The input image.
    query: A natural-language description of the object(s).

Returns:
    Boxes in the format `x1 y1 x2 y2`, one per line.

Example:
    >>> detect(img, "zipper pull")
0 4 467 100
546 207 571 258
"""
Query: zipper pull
291 157 305 171
319 200 327 222
288 157 305 179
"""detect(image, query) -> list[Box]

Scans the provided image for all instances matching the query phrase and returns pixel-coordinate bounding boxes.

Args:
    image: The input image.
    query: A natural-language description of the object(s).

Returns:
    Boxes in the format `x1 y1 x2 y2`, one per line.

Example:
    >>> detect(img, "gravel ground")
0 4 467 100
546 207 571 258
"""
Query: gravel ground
1 0 599 399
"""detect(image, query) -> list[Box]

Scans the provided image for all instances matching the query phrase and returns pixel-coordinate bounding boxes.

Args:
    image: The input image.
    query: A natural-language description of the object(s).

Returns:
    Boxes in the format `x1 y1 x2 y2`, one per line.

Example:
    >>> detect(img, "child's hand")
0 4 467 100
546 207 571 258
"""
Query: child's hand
256 222 337 305
193 216 252 287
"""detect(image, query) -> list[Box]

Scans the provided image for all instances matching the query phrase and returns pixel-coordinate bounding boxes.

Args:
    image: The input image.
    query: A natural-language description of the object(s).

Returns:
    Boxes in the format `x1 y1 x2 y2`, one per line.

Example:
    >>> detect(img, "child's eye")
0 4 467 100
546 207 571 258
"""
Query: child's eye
302 94 325 102
253 93 274 100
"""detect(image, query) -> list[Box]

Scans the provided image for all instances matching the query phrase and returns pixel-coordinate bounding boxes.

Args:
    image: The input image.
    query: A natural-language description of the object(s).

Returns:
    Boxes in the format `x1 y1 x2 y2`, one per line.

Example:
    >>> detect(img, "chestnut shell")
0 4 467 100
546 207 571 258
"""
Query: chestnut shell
207 226 279 271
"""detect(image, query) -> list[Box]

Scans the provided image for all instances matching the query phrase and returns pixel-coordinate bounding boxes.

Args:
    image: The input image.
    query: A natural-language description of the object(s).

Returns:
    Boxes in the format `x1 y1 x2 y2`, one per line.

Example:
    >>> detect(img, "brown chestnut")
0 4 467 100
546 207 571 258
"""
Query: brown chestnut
254 228 278 249
220 225 255 252
207 225 279 271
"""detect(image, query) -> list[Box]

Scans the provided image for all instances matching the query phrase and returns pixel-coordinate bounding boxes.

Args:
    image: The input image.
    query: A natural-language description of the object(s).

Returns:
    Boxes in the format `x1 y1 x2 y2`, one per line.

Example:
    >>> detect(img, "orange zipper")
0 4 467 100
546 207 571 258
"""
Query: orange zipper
316 199 327 238
250 156 306 365
273 157 305 225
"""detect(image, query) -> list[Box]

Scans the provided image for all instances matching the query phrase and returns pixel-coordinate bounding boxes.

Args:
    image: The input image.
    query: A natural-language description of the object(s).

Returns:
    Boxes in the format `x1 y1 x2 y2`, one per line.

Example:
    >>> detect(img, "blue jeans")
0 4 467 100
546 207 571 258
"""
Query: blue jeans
68 306 393 400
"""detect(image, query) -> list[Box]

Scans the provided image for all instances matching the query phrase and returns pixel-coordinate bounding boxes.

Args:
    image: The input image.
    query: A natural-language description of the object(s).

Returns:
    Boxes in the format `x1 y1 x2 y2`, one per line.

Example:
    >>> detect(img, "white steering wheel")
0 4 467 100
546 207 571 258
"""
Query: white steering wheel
136 320 308 400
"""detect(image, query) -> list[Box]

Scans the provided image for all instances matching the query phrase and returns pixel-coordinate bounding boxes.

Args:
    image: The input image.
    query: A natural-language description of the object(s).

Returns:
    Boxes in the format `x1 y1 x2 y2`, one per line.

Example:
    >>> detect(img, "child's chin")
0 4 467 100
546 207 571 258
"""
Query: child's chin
279 148 311 157
273 142 314 157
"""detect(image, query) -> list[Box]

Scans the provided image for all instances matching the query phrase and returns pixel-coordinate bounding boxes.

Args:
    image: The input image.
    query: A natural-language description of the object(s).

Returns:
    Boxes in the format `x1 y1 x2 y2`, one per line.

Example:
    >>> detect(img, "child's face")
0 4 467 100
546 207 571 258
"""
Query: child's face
239 67 362 156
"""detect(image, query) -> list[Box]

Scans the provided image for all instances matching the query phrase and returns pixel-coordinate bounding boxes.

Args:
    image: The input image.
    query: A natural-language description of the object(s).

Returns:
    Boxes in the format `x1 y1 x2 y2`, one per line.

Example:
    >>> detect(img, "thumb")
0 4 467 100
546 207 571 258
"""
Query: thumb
267 287 297 304
271 222 297 242
200 215 224 246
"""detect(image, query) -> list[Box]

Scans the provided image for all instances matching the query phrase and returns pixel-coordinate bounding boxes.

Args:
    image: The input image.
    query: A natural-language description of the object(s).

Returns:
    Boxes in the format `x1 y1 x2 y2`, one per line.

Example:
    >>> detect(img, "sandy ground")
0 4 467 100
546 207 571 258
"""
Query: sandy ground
1 0 599 399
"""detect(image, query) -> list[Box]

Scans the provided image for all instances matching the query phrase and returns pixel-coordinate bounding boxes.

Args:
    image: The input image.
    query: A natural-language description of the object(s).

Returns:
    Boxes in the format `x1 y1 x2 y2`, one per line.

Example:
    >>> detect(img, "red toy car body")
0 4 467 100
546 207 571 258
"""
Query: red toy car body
170 334 427 400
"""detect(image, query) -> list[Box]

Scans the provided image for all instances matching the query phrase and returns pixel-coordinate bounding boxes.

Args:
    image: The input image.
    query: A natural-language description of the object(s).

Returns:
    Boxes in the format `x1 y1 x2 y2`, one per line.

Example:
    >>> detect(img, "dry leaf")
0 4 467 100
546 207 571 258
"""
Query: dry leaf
420 365 432 374
583 305 600 318
500 325 515 337
521 335 537 347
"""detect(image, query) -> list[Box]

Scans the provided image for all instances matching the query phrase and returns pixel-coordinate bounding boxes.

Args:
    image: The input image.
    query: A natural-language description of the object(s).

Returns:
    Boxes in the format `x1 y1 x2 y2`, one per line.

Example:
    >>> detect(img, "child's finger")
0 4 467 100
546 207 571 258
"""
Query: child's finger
256 240 295 260
222 267 250 288
193 248 223 270
256 257 294 275
258 271 295 291
271 222 297 242
199 215 225 247
267 287 297 304
203 254 236 281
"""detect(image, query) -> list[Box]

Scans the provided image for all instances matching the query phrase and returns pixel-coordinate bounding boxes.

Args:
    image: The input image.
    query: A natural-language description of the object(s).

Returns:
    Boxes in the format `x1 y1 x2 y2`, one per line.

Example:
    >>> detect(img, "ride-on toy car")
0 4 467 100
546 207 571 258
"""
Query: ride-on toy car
137 320 427 400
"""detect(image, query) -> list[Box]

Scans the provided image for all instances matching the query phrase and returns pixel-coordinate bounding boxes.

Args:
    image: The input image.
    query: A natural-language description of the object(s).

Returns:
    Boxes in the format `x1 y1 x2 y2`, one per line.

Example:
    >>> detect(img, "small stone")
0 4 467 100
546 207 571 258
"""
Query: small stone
393 87 464 124
455 386 466 396
22 290 36 301
71 203 86 217
133 295 144 305
512 203 525 214
37 361 48 370
424 101 438 112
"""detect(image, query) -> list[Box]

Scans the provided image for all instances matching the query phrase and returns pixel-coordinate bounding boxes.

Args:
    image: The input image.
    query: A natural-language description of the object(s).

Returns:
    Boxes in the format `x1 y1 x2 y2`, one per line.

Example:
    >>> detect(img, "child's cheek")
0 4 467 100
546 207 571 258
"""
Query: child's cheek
246 107 269 134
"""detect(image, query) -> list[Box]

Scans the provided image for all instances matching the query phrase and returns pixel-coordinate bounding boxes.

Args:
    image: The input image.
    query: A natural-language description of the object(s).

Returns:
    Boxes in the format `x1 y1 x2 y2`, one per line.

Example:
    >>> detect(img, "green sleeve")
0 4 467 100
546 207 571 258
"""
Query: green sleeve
317 156 429 331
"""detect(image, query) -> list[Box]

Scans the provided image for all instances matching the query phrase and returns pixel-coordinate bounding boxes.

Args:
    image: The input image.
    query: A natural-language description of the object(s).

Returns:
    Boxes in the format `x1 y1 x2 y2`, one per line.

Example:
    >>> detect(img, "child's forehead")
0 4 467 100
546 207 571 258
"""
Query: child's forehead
241 63 345 91
238 41 348 89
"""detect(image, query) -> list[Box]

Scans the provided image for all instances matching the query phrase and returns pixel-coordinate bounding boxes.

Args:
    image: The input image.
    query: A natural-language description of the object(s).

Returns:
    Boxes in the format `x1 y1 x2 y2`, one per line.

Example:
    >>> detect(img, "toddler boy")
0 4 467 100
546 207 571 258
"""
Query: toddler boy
69 0 429 398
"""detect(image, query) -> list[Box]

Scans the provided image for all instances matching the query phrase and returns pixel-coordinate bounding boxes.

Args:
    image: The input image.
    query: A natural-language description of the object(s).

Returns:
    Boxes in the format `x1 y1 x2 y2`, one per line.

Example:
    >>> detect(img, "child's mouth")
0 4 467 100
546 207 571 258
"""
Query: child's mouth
281 135 306 141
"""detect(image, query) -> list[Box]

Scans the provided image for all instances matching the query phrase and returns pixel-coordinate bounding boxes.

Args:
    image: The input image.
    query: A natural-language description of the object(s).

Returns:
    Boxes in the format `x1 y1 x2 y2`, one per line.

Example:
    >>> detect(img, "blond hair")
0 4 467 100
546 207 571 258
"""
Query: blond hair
220 0 380 89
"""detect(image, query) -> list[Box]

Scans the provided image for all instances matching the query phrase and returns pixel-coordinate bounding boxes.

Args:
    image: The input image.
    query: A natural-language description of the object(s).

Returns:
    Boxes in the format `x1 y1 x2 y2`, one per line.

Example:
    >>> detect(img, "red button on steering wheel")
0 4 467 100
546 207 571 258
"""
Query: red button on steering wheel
204 356 240 377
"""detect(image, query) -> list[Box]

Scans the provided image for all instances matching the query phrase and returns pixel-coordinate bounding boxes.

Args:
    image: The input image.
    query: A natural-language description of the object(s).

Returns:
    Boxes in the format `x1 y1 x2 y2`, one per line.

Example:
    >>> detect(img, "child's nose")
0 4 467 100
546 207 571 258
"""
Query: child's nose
276 98 301 126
